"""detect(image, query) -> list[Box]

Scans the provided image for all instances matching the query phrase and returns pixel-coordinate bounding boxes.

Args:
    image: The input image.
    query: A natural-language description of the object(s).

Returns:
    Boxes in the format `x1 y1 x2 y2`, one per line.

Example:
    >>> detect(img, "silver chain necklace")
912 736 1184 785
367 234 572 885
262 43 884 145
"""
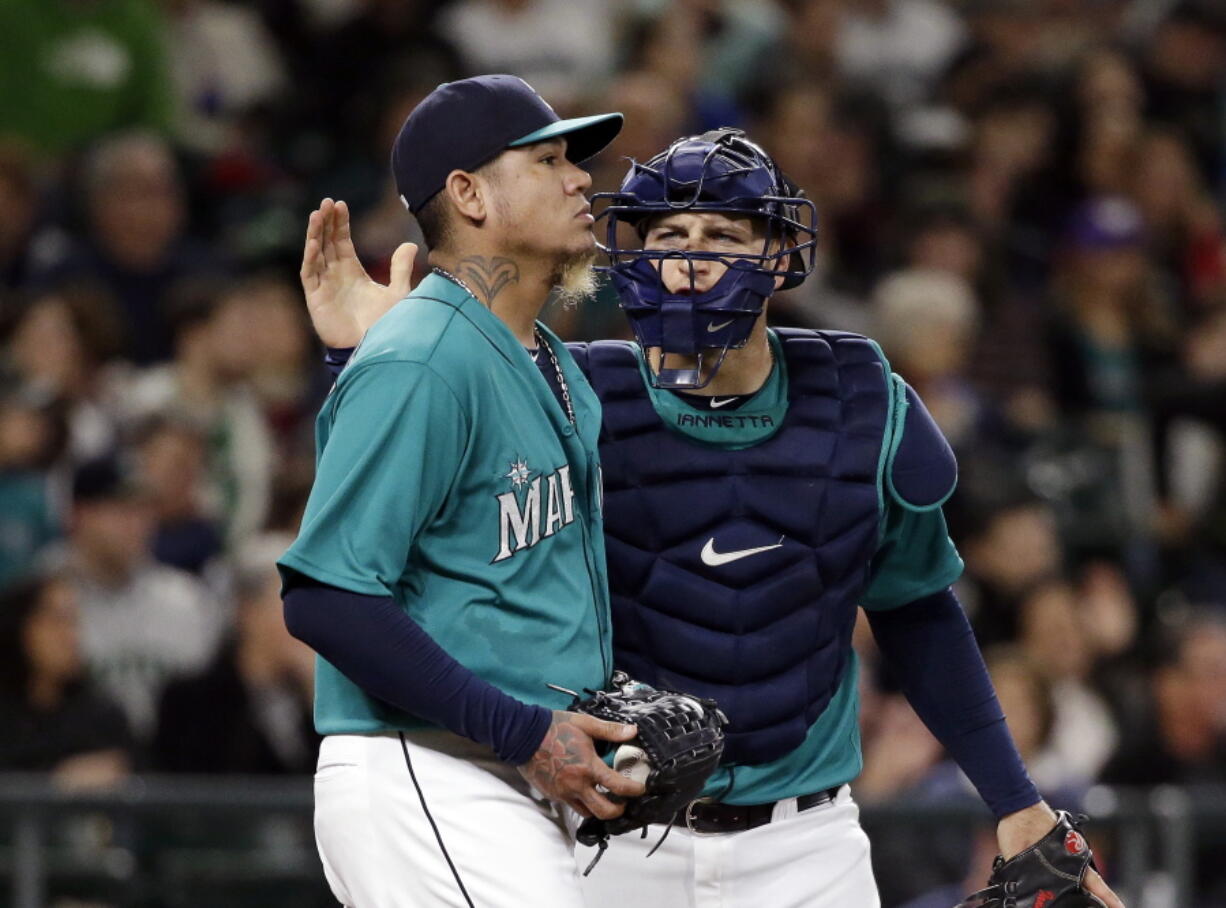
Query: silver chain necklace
431 265 575 427
535 328 576 426
430 265 479 302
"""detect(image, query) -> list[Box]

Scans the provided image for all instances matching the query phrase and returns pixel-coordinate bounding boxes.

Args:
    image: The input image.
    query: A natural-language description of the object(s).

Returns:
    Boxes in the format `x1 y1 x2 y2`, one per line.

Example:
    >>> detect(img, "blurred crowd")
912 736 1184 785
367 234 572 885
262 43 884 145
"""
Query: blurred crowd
1 0 1225 903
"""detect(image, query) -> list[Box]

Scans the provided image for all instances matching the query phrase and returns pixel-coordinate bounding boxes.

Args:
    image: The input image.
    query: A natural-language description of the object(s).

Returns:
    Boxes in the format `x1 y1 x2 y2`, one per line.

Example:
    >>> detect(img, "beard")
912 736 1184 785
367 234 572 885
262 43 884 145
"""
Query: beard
552 248 599 309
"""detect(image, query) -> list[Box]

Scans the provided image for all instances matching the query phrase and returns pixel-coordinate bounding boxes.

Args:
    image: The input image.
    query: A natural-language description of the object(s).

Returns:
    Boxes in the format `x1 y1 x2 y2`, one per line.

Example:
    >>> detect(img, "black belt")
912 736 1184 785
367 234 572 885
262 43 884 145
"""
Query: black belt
673 786 841 834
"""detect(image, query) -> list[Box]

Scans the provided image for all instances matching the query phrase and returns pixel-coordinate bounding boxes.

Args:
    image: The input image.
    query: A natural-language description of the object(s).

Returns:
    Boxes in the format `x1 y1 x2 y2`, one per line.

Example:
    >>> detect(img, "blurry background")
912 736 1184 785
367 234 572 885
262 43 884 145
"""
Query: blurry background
0 0 1225 905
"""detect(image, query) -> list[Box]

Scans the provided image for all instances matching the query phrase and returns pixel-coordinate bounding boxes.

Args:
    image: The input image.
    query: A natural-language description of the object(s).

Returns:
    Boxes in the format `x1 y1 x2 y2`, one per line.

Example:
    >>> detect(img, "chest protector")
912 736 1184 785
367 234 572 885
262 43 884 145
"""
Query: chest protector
574 329 892 766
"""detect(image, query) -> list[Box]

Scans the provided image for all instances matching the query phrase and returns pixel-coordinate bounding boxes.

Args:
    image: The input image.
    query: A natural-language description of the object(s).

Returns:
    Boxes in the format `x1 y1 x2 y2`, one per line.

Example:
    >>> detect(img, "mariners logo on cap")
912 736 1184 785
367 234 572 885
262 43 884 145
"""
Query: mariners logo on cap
514 77 556 115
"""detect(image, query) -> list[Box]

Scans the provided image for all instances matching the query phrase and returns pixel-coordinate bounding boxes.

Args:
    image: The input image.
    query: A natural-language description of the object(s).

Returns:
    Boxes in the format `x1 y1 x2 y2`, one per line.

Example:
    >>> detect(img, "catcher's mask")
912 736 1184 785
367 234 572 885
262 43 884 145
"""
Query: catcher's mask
594 127 818 389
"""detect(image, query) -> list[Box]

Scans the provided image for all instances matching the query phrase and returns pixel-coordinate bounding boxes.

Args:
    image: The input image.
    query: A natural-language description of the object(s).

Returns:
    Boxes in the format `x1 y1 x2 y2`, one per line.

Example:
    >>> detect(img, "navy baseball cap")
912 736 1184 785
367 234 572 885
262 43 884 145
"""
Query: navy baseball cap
392 75 623 213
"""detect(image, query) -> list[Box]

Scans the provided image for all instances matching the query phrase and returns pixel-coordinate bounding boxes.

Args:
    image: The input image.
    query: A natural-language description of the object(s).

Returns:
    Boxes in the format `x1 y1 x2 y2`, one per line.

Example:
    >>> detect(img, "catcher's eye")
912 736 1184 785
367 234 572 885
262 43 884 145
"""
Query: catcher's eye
645 227 684 249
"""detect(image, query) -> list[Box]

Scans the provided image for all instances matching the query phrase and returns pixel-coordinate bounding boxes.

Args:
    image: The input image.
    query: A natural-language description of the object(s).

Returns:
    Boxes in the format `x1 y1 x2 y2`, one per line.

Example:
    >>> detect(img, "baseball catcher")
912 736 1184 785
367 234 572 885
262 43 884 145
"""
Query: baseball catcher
956 811 1106 908
553 672 728 871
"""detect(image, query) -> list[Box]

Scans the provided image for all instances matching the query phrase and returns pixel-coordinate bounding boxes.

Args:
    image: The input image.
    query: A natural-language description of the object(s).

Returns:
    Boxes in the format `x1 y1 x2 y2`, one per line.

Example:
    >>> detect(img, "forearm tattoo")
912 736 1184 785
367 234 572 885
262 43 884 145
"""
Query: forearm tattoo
457 255 520 307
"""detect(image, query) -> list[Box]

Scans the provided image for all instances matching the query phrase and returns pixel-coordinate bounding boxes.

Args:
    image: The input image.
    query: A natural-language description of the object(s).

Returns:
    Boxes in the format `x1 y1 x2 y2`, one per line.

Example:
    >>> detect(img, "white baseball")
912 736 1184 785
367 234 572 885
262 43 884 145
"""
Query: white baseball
613 745 652 785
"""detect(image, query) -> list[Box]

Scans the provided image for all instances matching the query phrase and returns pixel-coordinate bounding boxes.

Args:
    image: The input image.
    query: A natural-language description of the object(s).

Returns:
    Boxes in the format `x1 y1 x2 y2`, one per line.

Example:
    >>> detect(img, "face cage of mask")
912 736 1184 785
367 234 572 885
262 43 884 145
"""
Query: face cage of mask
593 193 819 276
593 197 818 389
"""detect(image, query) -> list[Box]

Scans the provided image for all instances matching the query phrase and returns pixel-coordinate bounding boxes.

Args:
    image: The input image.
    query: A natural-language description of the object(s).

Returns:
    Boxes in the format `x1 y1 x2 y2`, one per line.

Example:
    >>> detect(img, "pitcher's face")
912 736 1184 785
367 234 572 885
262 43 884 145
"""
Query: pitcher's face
486 139 596 261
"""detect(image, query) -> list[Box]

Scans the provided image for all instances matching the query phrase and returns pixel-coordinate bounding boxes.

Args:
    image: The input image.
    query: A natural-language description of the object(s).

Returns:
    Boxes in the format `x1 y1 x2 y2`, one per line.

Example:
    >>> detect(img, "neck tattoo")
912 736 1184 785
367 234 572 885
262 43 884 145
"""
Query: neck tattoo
433 256 520 308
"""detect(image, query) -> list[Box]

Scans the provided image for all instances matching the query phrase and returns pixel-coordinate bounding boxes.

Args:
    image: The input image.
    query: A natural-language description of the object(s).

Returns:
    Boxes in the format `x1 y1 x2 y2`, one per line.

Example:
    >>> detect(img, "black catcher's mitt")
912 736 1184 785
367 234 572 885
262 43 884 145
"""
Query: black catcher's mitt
560 672 727 868
956 811 1105 908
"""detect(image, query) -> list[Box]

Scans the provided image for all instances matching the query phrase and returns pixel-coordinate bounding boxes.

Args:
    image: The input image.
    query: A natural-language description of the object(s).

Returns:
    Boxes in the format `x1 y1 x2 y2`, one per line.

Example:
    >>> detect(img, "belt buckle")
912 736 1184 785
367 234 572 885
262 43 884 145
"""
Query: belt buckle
684 797 717 835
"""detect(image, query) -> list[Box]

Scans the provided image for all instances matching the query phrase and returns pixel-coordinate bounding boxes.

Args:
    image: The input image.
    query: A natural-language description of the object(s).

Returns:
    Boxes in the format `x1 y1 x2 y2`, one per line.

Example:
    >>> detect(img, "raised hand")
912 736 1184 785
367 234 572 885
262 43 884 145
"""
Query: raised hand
517 711 647 819
299 198 418 348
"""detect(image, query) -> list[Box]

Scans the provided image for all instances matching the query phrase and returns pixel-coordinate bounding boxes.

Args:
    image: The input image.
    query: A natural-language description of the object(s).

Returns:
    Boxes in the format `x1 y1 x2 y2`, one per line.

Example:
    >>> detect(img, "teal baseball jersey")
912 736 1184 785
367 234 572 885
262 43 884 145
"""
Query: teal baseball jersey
279 273 612 735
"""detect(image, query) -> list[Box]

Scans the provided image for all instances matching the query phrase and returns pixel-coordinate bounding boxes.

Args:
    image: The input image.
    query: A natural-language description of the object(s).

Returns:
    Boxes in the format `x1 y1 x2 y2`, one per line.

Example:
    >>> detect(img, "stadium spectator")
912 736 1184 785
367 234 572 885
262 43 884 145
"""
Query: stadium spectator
1139 2 1226 181
1129 128 1226 314
154 534 316 774
949 486 1064 648
1101 609 1226 904
437 0 617 109
0 144 47 293
903 205 983 284
1014 577 1120 788
1102 610 1226 787
230 273 328 474
0 387 65 590
871 267 983 448
621 3 743 134
114 279 274 546
4 284 126 465
652 0 786 109
766 0 841 88
0 572 133 787
53 456 223 745
835 0 966 111
131 415 223 576
161 0 289 154
30 131 225 365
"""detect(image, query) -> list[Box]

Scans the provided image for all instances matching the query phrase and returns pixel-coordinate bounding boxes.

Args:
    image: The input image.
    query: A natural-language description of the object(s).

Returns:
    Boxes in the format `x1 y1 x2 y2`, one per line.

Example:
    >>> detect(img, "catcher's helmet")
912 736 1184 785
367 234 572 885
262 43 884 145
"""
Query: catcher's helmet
594 128 817 388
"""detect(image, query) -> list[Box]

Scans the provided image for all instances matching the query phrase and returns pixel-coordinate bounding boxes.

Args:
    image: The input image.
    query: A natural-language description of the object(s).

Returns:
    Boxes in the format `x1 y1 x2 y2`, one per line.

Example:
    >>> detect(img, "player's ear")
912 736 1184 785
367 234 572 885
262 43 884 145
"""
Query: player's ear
443 170 488 226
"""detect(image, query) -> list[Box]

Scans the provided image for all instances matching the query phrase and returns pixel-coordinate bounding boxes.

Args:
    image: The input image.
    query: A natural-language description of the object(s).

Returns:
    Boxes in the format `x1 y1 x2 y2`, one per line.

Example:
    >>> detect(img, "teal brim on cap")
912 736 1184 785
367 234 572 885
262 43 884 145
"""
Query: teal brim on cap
508 112 623 163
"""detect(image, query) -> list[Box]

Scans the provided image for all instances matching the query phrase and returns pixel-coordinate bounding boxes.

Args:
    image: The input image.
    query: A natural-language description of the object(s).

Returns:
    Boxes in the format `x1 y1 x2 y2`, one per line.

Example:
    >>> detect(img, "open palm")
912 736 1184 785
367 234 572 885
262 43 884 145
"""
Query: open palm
299 198 417 348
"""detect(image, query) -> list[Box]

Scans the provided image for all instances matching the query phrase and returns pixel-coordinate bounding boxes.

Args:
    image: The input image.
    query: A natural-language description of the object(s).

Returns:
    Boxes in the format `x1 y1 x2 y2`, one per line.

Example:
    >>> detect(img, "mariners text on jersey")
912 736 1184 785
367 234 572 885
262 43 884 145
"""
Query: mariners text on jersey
494 462 577 562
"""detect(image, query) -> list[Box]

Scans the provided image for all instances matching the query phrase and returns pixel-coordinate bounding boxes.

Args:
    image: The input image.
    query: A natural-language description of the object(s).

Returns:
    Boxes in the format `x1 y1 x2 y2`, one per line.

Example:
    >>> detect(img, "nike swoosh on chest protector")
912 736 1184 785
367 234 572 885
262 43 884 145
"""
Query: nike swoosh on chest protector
700 537 785 566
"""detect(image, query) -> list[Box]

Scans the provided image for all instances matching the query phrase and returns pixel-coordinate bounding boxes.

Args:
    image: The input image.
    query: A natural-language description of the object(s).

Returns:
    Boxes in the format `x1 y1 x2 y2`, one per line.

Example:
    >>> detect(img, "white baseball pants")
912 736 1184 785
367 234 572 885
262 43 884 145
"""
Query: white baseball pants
576 786 881 908
313 731 584 907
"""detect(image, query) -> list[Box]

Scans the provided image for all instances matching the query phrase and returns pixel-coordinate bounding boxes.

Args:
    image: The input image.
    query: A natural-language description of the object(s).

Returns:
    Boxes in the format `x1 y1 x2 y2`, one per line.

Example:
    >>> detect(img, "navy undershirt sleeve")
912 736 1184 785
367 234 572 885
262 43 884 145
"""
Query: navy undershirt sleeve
323 346 354 379
282 576 552 765
865 587 1041 818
